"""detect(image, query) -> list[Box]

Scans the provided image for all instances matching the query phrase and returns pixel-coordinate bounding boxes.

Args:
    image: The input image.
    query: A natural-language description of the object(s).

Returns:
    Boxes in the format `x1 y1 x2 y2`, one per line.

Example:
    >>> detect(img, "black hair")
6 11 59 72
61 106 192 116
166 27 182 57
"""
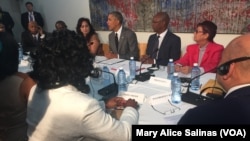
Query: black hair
29 30 94 93
76 17 97 42
25 1 33 6
0 32 19 80
109 11 123 24
55 20 67 30
197 20 217 42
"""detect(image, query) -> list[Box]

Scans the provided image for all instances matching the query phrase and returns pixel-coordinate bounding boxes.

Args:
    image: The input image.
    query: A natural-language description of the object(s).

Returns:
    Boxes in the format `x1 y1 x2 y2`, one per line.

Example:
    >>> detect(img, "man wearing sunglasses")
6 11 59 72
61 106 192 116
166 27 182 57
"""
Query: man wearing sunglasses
178 33 250 124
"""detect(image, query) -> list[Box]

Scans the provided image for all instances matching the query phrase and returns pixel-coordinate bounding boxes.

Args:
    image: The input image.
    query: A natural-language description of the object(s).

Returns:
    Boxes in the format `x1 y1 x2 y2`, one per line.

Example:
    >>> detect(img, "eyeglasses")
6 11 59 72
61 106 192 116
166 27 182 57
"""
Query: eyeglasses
151 99 181 115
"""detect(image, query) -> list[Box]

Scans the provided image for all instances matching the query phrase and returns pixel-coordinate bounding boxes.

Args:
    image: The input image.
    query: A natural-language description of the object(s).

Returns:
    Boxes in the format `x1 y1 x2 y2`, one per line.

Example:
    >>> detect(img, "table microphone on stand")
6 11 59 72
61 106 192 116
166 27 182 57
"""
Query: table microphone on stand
90 68 118 100
181 67 217 105
135 48 159 82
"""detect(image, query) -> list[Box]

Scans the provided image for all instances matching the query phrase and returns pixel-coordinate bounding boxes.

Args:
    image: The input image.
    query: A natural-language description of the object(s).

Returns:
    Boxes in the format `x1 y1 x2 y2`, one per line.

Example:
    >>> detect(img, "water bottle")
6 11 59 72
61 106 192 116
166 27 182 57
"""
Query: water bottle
102 66 110 87
171 72 181 104
129 56 136 81
191 63 201 90
117 67 127 93
18 43 23 64
167 58 174 80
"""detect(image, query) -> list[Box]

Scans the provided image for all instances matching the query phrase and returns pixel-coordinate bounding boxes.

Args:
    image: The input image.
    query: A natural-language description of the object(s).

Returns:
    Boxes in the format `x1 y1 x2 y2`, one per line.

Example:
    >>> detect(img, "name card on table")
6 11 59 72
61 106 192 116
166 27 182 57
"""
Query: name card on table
148 93 171 105
149 77 171 87
119 92 145 104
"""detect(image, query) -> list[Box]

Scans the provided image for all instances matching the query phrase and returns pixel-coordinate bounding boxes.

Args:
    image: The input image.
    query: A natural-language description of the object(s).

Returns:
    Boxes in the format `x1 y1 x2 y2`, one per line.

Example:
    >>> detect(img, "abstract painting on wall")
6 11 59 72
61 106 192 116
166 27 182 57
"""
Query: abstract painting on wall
89 0 250 34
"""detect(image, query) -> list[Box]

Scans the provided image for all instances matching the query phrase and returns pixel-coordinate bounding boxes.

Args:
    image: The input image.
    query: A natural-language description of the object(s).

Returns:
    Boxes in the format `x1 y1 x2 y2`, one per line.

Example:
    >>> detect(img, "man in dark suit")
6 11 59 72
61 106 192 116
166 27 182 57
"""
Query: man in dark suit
0 6 14 36
105 11 139 60
141 12 181 67
21 21 48 54
21 1 44 31
178 34 250 124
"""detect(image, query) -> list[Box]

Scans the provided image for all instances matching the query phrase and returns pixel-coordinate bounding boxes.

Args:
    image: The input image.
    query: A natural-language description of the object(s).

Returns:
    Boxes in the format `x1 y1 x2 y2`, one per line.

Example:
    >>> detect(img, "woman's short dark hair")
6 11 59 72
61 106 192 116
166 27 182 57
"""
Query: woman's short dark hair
197 20 217 42
0 32 19 80
29 30 94 93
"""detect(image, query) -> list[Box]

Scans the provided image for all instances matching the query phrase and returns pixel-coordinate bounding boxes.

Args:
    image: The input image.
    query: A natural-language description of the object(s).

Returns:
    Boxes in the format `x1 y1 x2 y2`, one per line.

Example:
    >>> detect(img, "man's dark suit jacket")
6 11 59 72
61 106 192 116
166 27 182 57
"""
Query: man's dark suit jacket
21 11 44 30
108 27 139 60
146 31 181 66
178 86 250 124
21 31 47 53
0 10 14 35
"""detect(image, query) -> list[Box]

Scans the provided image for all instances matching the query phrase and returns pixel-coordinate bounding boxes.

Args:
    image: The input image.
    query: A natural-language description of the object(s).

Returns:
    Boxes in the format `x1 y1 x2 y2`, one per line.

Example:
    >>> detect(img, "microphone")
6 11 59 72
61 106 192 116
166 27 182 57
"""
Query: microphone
135 48 159 82
90 68 118 101
181 67 219 105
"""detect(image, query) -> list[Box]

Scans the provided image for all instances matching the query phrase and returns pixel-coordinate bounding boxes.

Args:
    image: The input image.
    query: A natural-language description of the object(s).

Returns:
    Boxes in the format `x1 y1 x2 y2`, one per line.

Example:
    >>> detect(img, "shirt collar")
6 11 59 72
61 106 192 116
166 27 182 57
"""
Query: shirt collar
224 84 250 98
157 29 168 39
115 26 122 39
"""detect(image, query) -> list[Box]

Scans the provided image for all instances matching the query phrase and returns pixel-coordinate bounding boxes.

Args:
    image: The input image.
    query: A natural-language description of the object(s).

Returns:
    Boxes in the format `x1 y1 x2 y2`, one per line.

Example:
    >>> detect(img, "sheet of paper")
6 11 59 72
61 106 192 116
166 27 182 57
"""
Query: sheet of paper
163 114 184 124
94 56 108 63
99 58 125 65
149 77 171 87
119 92 145 104
148 93 171 105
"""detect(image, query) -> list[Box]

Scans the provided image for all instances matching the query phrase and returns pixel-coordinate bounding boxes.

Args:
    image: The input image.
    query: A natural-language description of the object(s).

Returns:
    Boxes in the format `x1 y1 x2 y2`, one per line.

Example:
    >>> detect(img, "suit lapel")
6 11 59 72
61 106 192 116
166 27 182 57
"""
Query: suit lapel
158 32 170 55
112 32 118 52
118 27 126 52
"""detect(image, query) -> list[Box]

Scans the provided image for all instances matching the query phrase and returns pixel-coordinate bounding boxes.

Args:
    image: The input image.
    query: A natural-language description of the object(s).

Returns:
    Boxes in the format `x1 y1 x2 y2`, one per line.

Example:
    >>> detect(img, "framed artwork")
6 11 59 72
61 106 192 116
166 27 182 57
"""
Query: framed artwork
90 0 250 34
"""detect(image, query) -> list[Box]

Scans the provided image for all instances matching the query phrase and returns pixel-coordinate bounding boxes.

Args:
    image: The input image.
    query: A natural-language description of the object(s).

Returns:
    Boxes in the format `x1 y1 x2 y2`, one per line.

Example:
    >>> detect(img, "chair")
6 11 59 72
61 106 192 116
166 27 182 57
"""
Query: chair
138 43 147 59
102 43 110 55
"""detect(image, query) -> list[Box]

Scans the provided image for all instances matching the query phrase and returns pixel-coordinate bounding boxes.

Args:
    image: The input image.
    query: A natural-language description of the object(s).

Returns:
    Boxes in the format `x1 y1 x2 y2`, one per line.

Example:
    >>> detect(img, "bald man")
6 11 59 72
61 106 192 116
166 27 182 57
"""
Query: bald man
178 34 250 124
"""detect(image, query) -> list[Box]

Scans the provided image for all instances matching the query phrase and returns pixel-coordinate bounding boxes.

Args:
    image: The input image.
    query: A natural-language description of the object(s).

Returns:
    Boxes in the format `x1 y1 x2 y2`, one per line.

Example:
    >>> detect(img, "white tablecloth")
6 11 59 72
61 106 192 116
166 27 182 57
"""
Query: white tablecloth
19 56 216 125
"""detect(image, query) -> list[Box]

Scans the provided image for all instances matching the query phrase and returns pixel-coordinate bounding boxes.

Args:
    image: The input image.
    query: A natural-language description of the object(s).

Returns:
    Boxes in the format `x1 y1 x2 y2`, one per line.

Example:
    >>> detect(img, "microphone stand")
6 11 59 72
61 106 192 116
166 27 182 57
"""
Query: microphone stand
135 48 159 82
96 69 118 101
181 67 217 105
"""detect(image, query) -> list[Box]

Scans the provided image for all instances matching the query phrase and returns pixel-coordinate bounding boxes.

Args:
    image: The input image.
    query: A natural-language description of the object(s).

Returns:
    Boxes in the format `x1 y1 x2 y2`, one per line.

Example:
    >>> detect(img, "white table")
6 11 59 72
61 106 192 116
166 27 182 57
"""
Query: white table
19 56 216 125
93 56 216 124
18 55 32 73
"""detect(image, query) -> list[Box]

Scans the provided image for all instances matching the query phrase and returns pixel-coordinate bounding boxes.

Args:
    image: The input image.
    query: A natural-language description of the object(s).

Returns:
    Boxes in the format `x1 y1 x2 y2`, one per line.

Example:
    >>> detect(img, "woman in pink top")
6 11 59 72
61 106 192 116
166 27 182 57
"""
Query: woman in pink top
175 20 224 74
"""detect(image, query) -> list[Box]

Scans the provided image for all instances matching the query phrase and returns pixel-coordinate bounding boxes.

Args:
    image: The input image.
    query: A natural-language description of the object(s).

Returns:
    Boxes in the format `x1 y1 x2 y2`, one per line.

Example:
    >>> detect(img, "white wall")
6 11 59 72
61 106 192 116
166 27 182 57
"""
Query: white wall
18 0 240 52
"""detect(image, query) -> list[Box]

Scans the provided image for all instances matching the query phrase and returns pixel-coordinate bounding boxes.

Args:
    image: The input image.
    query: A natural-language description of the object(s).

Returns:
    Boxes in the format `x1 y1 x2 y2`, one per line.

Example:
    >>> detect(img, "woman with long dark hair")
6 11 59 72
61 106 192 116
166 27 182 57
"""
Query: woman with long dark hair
76 17 103 56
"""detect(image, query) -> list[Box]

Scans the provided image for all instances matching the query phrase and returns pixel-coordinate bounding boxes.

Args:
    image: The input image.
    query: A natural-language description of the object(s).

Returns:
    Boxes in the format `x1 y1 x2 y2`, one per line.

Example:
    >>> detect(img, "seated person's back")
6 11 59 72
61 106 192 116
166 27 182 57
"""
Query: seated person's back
27 30 139 141
0 31 35 141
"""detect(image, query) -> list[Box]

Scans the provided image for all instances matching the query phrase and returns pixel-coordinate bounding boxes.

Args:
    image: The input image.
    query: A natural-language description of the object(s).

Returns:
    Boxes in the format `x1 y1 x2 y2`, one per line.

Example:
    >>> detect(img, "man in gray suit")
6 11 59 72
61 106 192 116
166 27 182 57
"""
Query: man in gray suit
105 11 139 60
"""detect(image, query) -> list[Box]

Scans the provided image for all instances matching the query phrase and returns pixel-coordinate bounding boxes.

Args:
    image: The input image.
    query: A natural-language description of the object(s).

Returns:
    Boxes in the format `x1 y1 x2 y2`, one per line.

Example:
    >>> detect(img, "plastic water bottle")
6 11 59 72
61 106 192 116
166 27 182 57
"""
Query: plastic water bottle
18 43 23 64
129 56 136 81
102 66 110 87
171 72 181 104
191 63 201 90
167 58 174 80
117 67 127 93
